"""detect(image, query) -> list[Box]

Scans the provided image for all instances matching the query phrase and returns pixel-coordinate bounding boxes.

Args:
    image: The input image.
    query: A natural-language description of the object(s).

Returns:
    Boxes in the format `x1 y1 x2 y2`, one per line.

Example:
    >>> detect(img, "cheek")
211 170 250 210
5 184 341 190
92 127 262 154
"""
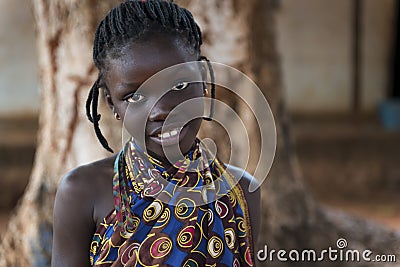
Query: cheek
121 104 151 140
178 86 205 112
187 89 205 118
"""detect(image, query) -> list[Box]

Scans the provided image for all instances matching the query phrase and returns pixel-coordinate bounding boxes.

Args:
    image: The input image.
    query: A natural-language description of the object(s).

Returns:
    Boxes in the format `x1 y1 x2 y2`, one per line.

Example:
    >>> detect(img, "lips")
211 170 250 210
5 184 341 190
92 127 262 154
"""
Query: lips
156 127 179 139
149 122 182 136
148 124 189 146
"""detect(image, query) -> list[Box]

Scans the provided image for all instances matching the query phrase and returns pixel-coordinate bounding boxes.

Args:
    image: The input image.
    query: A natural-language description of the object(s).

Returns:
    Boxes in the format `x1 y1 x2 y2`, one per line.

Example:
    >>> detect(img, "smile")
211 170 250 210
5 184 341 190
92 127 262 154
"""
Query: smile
149 125 189 146
157 128 179 139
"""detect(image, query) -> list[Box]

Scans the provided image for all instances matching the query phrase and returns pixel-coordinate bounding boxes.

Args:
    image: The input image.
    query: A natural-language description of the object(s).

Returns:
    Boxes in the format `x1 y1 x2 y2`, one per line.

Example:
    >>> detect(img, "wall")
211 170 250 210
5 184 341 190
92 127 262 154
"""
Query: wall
0 0 39 117
362 0 395 109
276 0 396 113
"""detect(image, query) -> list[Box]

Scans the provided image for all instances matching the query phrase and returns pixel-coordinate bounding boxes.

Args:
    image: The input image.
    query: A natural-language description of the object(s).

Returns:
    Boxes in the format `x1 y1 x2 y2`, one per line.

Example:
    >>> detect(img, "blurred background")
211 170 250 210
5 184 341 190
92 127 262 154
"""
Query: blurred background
0 0 399 235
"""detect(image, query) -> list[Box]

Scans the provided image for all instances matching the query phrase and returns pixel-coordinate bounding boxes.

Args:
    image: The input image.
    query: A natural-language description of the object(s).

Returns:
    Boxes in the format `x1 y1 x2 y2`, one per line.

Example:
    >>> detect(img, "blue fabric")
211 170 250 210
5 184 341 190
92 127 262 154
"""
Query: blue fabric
90 139 254 266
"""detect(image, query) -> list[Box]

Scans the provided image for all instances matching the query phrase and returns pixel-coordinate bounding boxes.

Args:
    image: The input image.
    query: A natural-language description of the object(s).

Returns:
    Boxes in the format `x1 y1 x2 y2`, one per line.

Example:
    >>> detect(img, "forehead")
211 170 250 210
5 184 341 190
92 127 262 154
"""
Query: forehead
106 35 198 87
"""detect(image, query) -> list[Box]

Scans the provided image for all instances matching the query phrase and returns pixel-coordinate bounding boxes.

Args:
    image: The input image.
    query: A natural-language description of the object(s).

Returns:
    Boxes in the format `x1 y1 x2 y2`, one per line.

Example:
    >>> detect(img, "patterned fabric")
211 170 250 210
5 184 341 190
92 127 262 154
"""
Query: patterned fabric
90 138 254 267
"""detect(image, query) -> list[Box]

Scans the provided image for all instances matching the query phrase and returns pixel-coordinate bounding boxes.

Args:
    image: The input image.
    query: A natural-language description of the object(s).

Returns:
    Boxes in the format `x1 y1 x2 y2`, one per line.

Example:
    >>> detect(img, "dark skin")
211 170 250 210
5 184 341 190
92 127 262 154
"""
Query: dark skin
51 34 261 267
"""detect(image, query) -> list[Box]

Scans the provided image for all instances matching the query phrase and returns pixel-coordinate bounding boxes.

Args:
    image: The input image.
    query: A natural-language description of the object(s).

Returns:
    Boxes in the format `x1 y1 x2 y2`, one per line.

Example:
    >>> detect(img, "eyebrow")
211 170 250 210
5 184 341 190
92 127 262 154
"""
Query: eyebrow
120 81 141 88
114 82 141 98
118 65 200 91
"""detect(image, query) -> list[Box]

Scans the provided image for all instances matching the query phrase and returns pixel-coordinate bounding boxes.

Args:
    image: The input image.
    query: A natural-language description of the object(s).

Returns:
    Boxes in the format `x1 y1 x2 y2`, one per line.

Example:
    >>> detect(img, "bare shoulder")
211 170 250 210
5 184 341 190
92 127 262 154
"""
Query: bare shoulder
57 156 114 205
61 155 116 183
225 164 261 247
57 155 116 225
51 155 116 267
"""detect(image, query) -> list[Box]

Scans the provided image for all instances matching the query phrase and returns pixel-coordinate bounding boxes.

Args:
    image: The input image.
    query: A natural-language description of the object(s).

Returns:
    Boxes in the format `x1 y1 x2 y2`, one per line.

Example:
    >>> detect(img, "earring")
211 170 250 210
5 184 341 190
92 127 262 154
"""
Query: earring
114 112 121 120
202 81 208 96
203 84 208 96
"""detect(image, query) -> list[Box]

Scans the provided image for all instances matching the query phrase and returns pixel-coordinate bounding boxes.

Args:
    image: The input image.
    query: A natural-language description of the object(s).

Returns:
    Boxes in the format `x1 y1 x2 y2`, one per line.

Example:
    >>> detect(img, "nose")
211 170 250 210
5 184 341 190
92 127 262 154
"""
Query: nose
148 91 178 121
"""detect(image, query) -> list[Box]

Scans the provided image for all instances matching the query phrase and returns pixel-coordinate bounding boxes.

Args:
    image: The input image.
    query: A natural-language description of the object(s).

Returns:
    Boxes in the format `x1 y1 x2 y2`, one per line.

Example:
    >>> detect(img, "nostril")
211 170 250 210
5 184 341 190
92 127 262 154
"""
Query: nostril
148 96 177 121
148 106 170 122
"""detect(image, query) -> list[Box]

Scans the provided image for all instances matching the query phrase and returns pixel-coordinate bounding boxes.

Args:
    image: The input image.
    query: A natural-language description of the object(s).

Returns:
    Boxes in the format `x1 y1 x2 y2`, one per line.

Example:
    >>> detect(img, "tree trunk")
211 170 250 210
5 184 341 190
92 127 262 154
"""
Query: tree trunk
0 1 120 266
1 0 399 266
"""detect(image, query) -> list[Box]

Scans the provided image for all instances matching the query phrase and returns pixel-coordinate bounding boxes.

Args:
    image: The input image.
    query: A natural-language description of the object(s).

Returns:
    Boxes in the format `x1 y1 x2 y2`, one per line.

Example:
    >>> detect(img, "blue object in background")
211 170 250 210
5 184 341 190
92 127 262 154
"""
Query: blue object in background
379 99 400 129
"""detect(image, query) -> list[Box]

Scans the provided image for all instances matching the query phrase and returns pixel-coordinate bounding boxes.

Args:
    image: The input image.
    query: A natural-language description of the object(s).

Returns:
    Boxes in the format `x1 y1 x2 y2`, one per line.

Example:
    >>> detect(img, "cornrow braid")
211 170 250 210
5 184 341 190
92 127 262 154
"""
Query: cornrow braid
86 0 215 152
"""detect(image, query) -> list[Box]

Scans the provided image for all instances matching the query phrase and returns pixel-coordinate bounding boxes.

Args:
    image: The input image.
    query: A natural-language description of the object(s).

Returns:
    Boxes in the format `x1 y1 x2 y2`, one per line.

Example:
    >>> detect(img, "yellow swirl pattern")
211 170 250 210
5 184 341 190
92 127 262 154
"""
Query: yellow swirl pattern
91 139 255 266
227 190 237 207
174 198 195 220
236 217 246 238
150 237 172 259
207 236 224 258
120 216 141 239
154 207 170 229
177 225 195 248
224 228 235 250
143 200 163 222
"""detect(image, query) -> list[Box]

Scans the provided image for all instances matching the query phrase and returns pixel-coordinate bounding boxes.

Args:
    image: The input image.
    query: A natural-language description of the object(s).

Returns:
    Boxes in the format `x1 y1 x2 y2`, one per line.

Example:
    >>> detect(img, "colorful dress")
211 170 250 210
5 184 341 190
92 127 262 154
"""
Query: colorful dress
90 139 254 267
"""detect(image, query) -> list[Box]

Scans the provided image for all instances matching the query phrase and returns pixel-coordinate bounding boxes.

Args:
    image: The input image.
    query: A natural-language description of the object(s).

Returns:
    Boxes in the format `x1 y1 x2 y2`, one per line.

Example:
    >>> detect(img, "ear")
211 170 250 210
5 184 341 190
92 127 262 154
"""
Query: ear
103 88 114 110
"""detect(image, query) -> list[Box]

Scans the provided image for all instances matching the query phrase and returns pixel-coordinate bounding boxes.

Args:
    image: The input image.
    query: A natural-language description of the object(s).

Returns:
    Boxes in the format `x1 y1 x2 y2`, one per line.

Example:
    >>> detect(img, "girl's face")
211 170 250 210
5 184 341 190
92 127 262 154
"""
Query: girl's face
105 35 204 160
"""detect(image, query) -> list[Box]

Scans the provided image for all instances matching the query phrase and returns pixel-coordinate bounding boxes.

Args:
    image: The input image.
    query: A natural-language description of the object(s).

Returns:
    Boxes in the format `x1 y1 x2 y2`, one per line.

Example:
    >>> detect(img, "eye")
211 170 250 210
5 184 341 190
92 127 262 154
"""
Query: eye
171 81 190 91
125 93 145 103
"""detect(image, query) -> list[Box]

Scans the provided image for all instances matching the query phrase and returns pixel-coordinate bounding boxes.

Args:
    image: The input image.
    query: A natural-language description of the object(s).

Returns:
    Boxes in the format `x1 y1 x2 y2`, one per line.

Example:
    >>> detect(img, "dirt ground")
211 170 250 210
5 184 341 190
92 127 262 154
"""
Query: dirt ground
0 114 399 236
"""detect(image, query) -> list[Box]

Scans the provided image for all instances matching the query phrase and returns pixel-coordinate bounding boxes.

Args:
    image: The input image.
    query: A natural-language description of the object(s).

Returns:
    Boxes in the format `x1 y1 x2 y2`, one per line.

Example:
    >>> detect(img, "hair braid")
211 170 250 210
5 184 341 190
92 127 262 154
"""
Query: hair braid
144 1 158 20
153 2 166 25
113 8 123 35
91 84 114 153
85 83 96 123
200 56 215 121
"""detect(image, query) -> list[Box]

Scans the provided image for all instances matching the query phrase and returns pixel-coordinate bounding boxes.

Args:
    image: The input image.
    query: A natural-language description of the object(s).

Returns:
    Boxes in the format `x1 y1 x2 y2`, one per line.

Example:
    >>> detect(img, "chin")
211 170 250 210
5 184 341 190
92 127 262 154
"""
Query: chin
145 135 197 162
145 119 202 161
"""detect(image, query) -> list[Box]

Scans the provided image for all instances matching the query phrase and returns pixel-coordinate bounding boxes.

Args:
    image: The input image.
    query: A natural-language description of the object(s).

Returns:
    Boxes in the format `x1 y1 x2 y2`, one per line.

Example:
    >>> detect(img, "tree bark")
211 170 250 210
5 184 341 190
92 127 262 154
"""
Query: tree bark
1 0 399 266
0 1 120 266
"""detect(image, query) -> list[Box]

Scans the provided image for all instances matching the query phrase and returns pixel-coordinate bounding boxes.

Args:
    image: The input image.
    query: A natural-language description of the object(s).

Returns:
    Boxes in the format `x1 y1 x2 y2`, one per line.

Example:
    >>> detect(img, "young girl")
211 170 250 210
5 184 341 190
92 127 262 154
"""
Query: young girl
51 1 260 266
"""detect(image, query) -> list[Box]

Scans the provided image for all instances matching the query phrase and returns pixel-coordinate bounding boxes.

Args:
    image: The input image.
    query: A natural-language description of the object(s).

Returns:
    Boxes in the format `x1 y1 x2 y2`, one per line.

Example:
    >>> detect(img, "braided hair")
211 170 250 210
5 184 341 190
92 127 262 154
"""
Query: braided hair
86 0 215 153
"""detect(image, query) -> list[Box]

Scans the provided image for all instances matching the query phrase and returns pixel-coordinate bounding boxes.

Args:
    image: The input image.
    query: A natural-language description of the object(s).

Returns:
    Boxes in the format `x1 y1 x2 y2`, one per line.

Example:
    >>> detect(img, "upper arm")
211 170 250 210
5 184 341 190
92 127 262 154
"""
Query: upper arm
225 164 261 246
52 169 95 267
